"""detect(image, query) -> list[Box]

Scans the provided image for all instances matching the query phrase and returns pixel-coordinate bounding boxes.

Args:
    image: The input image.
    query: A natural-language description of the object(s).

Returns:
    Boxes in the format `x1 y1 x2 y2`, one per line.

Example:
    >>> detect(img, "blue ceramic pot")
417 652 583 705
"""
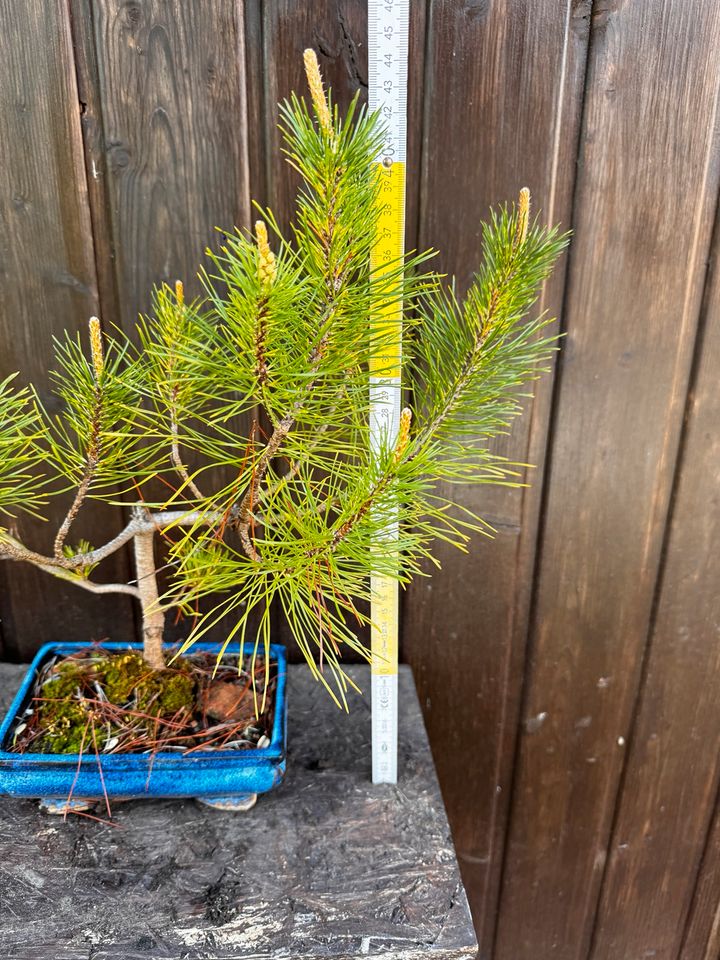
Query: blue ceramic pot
0 641 287 808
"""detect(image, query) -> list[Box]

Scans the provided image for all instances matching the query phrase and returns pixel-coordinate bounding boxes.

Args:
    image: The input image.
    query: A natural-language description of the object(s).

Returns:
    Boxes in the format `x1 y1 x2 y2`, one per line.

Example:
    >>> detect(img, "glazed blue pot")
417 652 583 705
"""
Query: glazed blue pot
0 640 287 808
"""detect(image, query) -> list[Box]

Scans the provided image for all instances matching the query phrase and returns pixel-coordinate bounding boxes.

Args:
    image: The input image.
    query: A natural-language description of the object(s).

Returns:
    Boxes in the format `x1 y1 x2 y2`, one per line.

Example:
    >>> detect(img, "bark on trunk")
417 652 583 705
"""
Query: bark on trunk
133 530 165 670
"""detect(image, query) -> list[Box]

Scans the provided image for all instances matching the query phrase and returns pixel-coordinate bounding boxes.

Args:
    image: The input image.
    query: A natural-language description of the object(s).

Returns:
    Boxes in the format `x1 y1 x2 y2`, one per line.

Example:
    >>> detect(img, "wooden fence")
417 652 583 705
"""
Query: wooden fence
1 2 719 958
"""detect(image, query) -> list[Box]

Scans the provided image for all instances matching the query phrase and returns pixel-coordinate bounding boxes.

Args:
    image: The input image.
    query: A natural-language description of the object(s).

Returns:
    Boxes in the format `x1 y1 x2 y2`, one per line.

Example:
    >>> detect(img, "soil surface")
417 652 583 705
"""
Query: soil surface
8 647 276 756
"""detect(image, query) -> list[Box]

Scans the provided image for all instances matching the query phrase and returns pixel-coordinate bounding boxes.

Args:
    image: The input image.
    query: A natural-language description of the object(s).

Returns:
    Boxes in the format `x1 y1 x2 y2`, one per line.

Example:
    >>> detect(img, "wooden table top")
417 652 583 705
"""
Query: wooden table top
0 662 477 960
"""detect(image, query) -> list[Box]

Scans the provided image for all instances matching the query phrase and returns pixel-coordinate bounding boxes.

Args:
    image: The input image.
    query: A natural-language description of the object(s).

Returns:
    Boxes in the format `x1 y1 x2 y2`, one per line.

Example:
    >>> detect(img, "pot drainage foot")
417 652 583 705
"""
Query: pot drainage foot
197 793 257 812
39 798 95 815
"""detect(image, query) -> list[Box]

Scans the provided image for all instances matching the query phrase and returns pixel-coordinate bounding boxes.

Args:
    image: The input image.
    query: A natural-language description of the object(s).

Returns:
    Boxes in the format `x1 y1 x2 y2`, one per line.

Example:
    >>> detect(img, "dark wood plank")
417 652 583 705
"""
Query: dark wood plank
84 1 256 647
0 0 135 660
587 203 720 960
91 0 251 332
402 1 590 951
243 1 269 215
68 0 122 330
680 797 720 960
258 0 369 236
0 664 477 960
494 3 720 958
256 0 427 238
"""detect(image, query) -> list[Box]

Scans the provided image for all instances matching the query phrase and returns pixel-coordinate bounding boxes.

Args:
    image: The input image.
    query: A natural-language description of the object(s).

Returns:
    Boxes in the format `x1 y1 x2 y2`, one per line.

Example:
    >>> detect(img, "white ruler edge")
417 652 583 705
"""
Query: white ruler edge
368 0 409 785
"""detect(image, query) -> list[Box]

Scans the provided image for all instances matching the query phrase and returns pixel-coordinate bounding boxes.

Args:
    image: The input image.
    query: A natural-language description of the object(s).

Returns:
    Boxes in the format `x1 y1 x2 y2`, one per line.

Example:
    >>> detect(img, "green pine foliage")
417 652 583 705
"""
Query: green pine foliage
0 375 47 517
0 52 569 704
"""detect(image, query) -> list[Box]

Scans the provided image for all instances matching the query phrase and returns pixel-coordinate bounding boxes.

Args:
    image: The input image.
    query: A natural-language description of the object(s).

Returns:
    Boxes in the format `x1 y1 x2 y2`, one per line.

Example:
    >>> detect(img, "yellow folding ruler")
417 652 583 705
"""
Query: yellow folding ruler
368 0 409 784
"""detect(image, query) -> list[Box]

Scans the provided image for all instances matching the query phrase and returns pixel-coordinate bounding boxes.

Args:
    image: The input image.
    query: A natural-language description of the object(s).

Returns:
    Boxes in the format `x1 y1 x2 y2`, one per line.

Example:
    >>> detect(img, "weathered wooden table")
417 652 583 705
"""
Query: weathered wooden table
0 664 477 960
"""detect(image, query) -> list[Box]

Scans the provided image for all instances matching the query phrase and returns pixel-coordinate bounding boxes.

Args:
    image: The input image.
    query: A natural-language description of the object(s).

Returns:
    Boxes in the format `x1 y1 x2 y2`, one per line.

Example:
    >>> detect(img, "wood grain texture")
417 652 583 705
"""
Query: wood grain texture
253 0 427 241
68 0 122 331
91 0 251 332
402 2 590 951
0 664 477 960
680 797 720 960
256 0 369 235
3 5 720 957
0 0 135 660
494 3 720 959
83 0 256 648
586 202 720 960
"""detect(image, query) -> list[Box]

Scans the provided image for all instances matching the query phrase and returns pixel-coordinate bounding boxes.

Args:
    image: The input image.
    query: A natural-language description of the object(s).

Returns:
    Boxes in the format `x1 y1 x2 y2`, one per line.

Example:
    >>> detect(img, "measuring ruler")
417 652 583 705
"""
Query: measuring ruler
368 0 409 784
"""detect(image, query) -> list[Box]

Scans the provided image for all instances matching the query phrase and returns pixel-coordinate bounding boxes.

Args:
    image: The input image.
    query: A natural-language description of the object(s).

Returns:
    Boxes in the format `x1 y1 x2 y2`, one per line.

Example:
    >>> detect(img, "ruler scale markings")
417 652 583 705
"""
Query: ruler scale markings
368 0 409 785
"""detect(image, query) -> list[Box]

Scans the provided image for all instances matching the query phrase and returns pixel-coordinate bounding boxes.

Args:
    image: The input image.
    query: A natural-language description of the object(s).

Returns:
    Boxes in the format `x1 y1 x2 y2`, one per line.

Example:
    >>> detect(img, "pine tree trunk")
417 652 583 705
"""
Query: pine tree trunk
133 529 165 670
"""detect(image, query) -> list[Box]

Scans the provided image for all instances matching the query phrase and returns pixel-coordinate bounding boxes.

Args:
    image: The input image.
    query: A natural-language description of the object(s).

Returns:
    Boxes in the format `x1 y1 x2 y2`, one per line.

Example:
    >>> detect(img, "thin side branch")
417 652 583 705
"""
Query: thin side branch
0 509 224 572
236 411 293 561
49 569 141 600
254 298 269 386
53 400 102 558
1 543 141 599
165 281 204 501
235 174 347 560
170 387 205 500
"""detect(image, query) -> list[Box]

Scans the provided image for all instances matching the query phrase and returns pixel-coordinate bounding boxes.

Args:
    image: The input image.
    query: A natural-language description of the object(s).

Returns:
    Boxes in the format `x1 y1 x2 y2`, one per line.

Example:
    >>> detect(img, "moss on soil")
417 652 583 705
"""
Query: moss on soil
33 652 196 754
135 668 195 715
36 698 99 753
41 661 87 700
98 652 148 704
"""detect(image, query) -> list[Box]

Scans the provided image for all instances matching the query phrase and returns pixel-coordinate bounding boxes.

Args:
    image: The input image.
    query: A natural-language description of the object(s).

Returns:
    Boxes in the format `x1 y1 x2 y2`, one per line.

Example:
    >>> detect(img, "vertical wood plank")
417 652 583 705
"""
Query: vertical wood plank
680 797 720 960
90 0 251 333
494 4 720 958
258 0 369 237
68 0 122 329
0 0 135 659
243 2 269 214
82 1 254 645
587 213 720 960
402 1 590 950
255 0 427 248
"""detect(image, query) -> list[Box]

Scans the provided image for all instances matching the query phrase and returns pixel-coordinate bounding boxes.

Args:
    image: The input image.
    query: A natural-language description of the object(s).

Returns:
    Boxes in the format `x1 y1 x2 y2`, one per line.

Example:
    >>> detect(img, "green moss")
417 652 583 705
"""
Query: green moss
35 698 107 754
136 669 195 716
97 652 147 704
30 651 197 754
41 661 87 700
158 672 195 713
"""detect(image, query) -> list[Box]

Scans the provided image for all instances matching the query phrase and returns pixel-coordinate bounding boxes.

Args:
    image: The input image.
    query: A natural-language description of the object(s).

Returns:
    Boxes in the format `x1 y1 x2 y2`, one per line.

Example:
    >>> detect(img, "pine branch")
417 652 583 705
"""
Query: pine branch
236 412 293 561
0 375 49 518
254 299 270 386
53 318 105 557
0 509 228 573
233 56 360 560
0 50 569 700
169 384 204 501
254 220 276 387
308 409 411 557
408 196 569 476
233 312 339 561
157 282 207 502
260 387 346 505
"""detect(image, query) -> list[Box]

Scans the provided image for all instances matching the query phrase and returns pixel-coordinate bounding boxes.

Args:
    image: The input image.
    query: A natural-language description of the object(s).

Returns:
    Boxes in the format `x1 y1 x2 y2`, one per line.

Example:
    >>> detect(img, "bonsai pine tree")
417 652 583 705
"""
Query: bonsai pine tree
0 51 567 704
